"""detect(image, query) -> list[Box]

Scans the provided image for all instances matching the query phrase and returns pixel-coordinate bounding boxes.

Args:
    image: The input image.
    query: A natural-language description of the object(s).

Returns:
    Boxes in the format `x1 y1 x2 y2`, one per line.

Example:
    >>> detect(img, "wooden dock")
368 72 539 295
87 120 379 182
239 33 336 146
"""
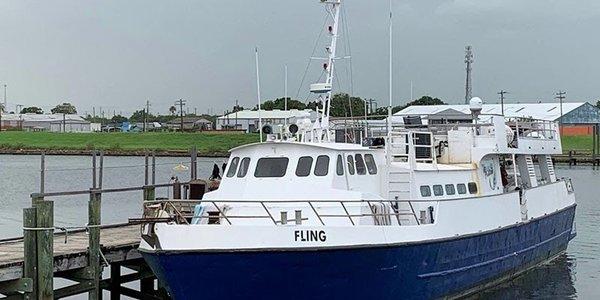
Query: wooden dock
0 225 139 284
0 150 203 299
0 224 167 300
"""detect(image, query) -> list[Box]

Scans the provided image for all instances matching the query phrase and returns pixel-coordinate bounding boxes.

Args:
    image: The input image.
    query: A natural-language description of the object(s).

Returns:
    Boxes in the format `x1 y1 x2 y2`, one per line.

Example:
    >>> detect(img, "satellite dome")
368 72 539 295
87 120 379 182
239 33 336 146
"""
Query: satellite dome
469 97 483 113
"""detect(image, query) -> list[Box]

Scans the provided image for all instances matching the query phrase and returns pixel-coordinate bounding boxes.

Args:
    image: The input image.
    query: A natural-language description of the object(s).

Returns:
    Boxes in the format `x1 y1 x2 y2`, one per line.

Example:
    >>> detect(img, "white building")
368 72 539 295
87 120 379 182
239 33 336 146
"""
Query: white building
391 102 596 124
217 109 317 133
0 113 96 132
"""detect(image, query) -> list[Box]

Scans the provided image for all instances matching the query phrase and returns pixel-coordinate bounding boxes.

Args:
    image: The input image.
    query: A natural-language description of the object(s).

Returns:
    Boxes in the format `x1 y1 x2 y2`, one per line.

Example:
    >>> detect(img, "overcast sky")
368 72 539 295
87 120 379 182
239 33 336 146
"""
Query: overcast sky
0 0 599 116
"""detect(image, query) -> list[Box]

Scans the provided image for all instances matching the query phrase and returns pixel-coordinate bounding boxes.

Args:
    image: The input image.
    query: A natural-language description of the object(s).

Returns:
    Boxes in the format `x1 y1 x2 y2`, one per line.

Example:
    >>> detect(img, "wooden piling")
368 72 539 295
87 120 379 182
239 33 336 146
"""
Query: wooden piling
35 200 54 300
88 190 102 300
23 207 37 300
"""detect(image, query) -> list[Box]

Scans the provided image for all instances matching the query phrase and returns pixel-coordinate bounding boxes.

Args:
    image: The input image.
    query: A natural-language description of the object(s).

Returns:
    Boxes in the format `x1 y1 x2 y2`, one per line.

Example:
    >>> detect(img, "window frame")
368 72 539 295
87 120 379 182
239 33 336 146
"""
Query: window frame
336 155 344 176
432 184 444 196
468 182 478 194
420 185 431 197
445 184 456 195
295 156 313 177
237 157 251 178
457 183 467 194
364 154 378 175
254 157 289 178
226 157 240 178
355 154 367 175
314 155 330 176
347 155 355 175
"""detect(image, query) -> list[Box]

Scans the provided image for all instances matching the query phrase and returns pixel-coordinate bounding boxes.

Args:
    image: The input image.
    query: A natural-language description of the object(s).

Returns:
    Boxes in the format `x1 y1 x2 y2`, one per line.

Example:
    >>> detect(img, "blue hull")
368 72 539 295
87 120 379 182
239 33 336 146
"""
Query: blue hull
141 205 576 300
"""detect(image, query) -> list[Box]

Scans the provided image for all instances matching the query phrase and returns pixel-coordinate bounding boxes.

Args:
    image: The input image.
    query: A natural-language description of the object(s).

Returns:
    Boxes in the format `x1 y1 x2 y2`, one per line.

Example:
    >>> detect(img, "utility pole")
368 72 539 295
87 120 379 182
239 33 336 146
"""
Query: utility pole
144 100 151 132
235 99 239 128
175 99 186 132
555 91 566 126
498 90 509 116
3 84 6 112
366 99 377 114
464 46 474 104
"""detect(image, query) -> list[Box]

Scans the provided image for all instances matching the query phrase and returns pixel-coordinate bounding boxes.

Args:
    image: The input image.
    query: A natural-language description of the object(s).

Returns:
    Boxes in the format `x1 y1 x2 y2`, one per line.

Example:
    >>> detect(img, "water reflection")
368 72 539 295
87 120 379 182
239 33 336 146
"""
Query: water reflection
473 254 577 299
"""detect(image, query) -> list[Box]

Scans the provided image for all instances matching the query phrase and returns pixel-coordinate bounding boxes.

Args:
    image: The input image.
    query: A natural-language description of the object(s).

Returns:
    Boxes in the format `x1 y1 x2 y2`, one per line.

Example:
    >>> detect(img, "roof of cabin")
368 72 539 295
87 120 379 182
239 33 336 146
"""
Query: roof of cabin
230 141 375 153
393 102 588 122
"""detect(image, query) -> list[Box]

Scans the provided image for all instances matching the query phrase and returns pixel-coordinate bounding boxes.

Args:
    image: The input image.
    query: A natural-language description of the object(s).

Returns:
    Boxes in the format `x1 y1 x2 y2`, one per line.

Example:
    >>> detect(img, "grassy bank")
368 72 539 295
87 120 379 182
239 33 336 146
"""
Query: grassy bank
0 131 594 156
561 135 594 152
0 132 260 156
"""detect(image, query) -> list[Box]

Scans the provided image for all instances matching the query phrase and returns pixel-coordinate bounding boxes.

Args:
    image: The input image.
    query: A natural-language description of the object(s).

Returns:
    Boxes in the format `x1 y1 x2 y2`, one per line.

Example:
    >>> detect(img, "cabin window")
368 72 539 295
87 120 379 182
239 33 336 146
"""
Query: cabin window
336 155 344 176
364 154 378 175
355 154 367 175
254 157 289 178
237 157 251 177
295 156 313 177
433 185 444 196
445 184 455 195
420 186 431 197
347 155 355 175
457 183 467 194
468 182 478 194
314 155 330 176
226 157 239 177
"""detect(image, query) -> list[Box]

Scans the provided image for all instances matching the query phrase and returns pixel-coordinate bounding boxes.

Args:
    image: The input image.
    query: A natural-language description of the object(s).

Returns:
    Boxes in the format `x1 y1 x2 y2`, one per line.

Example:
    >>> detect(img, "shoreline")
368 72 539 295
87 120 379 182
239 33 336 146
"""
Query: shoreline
0 148 230 157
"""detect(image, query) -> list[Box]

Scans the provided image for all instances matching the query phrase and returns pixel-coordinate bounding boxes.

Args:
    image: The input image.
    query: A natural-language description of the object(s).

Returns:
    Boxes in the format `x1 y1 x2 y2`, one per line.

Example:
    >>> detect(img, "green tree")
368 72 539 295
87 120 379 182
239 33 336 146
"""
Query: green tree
374 95 446 116
169 105 177 115
254 97 307 110
20 106 44 114
596 100 600 109
51 102 77 114
329 93 367 117
111 115 128 124
129 109 156 122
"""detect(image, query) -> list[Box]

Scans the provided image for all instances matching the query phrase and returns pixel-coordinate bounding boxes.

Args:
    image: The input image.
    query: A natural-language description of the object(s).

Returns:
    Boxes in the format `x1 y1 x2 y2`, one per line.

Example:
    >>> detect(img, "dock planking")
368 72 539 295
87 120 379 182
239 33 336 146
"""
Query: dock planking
0 225 141 283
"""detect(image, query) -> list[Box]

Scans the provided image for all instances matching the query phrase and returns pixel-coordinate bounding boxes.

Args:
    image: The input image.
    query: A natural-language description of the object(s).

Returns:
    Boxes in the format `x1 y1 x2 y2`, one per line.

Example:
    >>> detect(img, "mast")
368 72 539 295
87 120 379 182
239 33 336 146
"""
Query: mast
310 0 342 142
255 47 263 142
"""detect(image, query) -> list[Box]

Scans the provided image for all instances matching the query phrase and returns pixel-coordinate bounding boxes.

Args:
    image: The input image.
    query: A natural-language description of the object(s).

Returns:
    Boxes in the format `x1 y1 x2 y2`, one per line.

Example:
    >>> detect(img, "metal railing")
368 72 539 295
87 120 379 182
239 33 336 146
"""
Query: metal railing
140 199 427 227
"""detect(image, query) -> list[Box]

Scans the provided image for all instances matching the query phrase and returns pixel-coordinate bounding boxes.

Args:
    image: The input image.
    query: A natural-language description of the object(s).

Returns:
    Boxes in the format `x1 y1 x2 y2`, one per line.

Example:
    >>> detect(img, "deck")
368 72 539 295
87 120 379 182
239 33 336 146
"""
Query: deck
0 225 140 283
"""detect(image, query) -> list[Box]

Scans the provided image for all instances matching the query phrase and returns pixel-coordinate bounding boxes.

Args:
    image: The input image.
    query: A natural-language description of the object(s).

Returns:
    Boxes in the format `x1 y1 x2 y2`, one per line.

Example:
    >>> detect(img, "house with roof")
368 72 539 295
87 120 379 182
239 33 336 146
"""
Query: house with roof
392 102 600 136
217 109 318 133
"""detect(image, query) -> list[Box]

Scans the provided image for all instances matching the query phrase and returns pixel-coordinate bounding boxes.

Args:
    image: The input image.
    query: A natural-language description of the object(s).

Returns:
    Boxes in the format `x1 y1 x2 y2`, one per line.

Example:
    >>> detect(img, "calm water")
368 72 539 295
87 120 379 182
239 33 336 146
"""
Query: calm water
0 156 598 298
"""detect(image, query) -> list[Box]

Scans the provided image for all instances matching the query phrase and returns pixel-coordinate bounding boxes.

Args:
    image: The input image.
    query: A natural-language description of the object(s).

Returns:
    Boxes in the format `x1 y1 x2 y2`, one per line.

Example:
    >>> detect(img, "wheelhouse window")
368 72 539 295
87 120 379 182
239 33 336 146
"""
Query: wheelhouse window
237 157 251 177
254 157 289 178
457 184 467 194
347 155 355 175
420 186 431 197
295 156 313 177
355 154 366 175
433 185 444 196
314 155 330 176
468 182 478 194
336 155 344 176
226 157 239 178
364 154 378 175
445 184 455 195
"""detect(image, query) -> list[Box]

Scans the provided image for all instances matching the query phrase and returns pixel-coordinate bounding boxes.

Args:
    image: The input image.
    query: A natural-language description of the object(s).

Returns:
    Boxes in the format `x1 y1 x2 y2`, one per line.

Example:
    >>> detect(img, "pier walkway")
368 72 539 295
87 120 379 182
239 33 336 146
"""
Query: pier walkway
0 150 204 299
0 225 139 284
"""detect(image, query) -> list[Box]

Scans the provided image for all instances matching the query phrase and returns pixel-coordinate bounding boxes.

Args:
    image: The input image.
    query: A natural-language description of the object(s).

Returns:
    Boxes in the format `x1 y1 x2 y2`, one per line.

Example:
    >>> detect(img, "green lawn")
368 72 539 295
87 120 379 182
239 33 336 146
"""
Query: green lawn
561 135 595 152
0 132 260 155
0 131 594 155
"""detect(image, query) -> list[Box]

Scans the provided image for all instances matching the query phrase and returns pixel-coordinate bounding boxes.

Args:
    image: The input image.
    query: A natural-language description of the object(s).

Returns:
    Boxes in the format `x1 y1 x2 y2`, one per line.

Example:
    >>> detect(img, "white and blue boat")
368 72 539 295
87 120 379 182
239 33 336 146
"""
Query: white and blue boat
138 1 577 299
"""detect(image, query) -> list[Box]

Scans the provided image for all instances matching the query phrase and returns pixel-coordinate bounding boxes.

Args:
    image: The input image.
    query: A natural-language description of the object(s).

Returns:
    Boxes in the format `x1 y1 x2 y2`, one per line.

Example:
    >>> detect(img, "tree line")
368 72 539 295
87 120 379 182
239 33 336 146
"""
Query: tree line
15 94 446 125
